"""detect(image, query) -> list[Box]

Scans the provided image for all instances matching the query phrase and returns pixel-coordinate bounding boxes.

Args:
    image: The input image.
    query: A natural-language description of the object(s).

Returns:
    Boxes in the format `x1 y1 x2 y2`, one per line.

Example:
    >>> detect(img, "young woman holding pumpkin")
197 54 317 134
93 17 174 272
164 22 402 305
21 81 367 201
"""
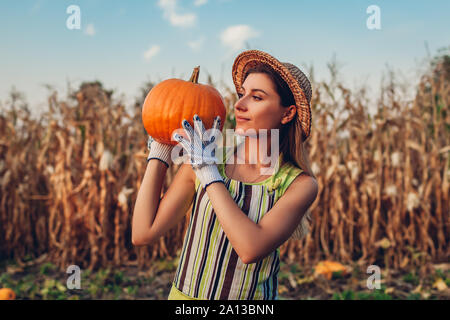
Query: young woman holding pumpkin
132 50 318 300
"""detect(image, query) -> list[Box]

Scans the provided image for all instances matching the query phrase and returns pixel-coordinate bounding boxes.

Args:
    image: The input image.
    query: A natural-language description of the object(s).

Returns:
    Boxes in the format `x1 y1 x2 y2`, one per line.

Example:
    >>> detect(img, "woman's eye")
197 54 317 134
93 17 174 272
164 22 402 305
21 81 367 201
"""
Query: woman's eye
237 93 261 101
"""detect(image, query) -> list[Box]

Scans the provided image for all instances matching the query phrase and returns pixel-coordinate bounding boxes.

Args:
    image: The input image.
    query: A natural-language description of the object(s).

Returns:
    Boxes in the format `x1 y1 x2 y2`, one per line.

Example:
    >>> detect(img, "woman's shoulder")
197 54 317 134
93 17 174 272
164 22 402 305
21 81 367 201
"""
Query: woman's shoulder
282 162 317 191
273 160 311 196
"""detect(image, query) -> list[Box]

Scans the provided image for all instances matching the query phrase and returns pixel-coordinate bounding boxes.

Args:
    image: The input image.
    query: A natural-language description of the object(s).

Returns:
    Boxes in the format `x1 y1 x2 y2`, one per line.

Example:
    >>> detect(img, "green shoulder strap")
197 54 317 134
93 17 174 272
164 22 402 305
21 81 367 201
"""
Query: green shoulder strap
271 162 304 202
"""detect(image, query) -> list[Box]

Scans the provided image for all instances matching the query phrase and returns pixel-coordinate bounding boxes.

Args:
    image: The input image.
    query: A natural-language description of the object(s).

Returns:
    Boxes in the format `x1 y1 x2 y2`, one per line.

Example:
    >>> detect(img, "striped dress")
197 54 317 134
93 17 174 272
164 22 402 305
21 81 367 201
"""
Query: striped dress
172 143 304 300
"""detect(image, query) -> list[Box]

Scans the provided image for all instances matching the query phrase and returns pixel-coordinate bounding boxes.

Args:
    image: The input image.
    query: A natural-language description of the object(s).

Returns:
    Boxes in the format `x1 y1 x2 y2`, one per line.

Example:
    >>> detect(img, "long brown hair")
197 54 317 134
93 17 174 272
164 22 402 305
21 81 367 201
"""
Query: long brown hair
242 64 315 240
243 64 316 180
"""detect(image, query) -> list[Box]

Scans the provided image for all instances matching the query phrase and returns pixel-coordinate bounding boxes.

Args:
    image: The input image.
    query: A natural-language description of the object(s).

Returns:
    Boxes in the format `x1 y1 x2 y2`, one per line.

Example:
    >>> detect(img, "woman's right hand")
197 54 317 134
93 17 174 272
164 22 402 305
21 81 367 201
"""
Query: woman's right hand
146 136 174 168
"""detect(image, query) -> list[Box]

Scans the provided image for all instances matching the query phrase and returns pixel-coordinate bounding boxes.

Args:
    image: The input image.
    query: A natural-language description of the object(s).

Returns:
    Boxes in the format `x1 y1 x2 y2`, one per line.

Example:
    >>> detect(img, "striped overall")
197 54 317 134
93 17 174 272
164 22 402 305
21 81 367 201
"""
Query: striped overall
170 144 304 300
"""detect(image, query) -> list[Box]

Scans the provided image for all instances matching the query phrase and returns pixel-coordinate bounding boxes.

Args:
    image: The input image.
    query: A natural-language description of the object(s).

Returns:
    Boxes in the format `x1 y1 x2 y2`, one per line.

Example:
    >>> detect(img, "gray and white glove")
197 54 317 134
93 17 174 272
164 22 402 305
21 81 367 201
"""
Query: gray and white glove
173 114 224 190
146 136 174 168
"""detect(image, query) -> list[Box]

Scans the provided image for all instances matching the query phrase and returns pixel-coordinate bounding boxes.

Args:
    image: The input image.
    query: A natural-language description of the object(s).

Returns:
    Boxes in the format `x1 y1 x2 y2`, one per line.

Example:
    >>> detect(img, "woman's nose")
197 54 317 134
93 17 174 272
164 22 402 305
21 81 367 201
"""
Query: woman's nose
234 96 247 112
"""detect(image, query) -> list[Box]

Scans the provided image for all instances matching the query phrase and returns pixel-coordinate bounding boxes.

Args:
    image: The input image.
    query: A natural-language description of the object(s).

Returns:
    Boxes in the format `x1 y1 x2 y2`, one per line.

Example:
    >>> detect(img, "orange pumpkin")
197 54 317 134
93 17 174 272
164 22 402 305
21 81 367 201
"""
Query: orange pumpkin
0 288 16 300
142 66 226 146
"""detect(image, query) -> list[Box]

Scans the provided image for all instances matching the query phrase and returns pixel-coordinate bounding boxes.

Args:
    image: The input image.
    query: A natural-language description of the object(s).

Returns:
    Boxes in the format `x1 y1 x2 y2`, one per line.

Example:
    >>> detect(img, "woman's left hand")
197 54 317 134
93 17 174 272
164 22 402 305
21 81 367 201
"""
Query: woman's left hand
173 114 224 190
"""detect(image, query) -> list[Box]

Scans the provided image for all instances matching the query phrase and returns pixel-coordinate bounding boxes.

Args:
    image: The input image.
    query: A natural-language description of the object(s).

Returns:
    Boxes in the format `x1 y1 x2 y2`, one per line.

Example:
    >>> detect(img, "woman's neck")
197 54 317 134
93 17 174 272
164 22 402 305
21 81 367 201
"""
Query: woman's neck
234 134 279 174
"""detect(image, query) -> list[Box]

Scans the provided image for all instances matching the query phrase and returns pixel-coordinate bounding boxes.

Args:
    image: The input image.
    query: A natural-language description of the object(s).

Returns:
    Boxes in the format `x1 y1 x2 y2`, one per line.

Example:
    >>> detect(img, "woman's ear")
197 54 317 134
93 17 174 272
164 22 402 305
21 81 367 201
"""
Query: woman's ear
281 105 297 124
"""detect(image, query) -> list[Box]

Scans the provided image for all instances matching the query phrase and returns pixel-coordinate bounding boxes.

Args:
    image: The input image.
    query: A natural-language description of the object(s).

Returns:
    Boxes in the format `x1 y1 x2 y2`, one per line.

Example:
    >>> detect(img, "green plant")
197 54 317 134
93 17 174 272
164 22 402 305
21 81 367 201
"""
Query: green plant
356 290 393 300
403 272 419 285
126 285 139 296
290 263 300 274
0 272 12 287
40 279 67 300
113 270 124 285
39 262 56 275
406 293 422 300
88 283 99 298
332 289 355 300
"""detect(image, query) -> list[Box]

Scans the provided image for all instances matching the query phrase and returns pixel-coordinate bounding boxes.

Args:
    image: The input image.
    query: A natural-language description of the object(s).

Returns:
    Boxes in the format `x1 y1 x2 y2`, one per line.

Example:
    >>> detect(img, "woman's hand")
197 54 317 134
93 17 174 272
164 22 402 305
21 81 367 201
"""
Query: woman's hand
146 136 174 168
173 114 224 190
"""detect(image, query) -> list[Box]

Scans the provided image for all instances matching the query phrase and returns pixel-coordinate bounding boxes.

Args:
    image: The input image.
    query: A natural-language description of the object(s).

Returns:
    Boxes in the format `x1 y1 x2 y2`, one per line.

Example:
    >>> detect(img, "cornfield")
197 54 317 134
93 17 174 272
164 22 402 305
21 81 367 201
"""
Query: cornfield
0 55 448 279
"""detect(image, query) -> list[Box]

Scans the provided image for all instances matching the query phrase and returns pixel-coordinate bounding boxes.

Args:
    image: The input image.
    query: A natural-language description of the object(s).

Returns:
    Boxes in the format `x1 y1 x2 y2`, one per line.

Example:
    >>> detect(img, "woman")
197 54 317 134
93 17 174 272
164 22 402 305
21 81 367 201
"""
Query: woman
132 50 318 300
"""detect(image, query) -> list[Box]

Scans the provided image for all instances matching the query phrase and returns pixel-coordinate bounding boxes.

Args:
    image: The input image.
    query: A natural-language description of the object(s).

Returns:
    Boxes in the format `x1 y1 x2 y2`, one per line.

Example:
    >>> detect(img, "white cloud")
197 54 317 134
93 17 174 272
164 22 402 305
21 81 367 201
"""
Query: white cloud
194 0 208 6
169 12 196 27
220 25 260 52
187 36 205 51
143 45 161 61
158 0 196 28
84 24 96 36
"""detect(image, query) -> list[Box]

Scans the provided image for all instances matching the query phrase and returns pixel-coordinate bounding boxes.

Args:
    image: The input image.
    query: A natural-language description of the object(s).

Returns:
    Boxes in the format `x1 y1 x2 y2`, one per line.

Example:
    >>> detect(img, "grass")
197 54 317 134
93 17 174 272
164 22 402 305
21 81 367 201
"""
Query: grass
0 257 178 300
1 257 449 300
276 259 449 301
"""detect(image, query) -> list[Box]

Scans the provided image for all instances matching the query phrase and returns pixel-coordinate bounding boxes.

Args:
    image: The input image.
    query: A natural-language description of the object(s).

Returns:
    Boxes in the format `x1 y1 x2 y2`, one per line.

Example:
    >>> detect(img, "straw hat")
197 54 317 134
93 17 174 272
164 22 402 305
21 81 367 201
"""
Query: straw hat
232 50 312 141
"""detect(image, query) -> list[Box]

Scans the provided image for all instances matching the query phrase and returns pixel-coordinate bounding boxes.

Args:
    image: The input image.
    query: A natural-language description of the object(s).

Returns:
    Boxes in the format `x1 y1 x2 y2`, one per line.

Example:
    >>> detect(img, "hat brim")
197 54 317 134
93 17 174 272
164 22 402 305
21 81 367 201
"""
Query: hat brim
232 50 311 140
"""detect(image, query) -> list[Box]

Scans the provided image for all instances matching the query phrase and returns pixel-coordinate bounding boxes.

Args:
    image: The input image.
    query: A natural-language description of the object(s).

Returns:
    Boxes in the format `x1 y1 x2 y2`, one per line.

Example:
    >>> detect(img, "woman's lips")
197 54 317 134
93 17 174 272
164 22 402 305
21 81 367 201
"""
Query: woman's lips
236 116 250 122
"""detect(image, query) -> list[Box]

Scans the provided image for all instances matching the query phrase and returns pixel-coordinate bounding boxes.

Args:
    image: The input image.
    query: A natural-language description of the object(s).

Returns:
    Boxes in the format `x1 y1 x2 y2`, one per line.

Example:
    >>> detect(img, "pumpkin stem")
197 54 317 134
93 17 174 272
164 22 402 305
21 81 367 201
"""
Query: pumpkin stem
189 66 200 84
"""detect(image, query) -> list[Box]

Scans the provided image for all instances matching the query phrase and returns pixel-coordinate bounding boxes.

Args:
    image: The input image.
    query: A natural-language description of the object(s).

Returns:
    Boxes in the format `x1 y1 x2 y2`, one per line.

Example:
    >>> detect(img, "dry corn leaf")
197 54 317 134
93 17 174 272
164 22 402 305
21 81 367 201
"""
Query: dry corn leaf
6 265 24 274
376 237 391 249
433 263 450 271
433 278 448 291
287 273 297 289
279 285 288 294
400 256 409 268
412 284 422 294
421 291 431 299
385 287 394 294
296 276 315 285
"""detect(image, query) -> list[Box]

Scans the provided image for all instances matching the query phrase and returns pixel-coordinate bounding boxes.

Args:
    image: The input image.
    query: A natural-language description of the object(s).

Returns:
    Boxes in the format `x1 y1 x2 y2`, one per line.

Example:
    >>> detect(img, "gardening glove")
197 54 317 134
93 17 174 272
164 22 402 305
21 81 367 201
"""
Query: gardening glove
146 135 174 168
173 114 224 190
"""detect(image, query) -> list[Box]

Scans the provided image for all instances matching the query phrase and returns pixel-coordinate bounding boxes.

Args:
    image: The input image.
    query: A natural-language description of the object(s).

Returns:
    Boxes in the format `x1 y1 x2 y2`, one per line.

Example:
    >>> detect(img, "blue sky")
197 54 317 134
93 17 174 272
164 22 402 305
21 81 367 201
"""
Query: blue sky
0 0 449 117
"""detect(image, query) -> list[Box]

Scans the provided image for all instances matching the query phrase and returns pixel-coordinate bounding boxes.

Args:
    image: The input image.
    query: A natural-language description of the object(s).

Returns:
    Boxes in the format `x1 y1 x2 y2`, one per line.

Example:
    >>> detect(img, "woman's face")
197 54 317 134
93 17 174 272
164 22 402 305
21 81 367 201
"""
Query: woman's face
234 72 290 136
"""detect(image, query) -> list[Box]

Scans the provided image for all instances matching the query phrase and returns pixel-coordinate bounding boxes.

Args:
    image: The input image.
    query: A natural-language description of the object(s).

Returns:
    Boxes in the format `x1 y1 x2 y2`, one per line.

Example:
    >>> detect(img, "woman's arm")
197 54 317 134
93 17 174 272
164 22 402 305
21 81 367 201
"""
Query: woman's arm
132 161 196 246
205 174 318 264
